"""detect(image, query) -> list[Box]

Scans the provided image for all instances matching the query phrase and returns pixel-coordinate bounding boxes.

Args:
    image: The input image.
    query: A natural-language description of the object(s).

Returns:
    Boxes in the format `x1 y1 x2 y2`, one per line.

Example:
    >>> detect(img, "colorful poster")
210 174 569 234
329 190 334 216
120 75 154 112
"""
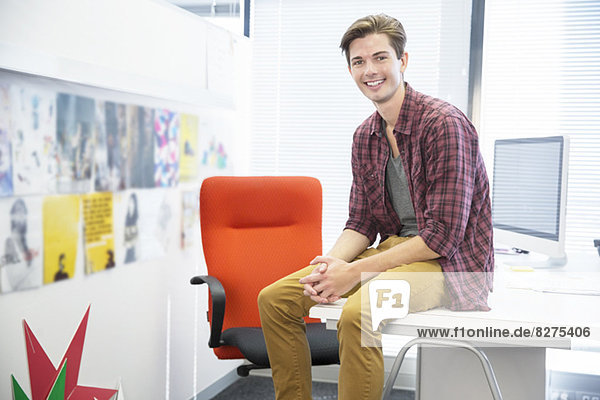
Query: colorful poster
10 85 57 195
82 192 115 273
179 114 199 182
43 195 80 283
154 109 179 187
0 84 14 197
0 196 43 293
56 94 95 193
181 190 199 250
201 137 228 169
199 110 233 178
128 106 154 188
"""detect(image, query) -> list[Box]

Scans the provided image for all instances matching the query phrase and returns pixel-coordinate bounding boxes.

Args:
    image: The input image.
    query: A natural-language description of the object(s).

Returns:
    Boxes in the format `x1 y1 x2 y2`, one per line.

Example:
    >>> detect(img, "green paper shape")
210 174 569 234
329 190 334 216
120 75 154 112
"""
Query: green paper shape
11 375 30 400
46 361 67 400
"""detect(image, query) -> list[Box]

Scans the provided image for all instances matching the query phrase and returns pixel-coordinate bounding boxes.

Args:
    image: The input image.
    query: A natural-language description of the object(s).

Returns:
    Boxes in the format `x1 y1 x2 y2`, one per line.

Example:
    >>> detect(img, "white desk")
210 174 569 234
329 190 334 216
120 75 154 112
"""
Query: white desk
309 254 600 399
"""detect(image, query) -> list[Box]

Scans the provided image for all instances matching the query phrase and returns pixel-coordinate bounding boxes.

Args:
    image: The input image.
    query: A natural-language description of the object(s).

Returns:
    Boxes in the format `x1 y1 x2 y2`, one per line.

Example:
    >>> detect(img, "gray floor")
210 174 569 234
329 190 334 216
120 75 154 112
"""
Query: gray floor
210 376 414 399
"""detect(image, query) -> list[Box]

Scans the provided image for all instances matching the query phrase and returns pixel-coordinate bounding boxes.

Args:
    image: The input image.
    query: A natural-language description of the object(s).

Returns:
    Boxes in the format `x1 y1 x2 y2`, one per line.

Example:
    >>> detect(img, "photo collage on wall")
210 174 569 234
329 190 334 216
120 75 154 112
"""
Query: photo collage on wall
0 70 234 294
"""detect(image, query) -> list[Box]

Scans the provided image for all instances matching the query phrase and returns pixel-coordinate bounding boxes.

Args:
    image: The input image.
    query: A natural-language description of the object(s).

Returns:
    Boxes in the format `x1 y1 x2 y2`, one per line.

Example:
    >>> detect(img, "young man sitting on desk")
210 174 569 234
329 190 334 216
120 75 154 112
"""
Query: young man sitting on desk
258 13 494 400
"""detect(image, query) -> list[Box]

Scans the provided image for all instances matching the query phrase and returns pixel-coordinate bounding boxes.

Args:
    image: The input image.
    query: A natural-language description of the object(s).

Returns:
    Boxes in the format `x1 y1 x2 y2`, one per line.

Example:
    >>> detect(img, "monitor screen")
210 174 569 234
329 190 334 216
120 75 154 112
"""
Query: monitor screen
492 136 565 242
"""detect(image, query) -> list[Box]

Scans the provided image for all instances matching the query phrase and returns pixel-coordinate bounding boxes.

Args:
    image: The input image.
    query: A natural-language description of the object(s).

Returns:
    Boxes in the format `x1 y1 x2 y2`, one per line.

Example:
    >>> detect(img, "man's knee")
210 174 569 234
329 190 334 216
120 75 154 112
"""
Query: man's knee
337 296 384 349
257 283 278 312
337 300 363 333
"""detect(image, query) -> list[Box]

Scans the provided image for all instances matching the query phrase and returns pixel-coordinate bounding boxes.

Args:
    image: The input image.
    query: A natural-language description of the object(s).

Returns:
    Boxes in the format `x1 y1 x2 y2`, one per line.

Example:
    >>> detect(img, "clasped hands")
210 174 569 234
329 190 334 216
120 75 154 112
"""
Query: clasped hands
299 255 360 304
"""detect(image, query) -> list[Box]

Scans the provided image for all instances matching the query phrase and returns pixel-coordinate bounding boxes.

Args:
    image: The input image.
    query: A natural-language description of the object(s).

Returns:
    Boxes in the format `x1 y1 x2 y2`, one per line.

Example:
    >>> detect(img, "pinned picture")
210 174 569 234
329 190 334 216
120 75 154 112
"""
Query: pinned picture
123 191 139 264
94 101 131 191
93 101 110 191
0 196 43 293
56 94 95 193
115 189 178 263
154 109 179 187
199 109 233 179
179 114 199 183
10 85 57 195
82 192 115 274
142 188 178 257
43 194 80 283
181 190 199 250
128 106 155 188
114 190 140 265
0 84 14 197
106 101 129 190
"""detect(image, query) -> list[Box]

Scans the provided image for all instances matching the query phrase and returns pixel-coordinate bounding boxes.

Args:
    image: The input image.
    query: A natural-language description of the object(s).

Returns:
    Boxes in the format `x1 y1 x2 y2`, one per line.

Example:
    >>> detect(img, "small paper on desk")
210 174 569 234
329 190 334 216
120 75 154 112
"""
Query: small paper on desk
507 270 600 296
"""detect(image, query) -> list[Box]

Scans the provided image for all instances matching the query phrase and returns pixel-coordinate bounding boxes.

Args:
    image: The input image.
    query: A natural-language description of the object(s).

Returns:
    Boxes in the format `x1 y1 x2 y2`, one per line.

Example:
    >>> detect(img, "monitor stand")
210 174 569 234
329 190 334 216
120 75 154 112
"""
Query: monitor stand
501 252 568 269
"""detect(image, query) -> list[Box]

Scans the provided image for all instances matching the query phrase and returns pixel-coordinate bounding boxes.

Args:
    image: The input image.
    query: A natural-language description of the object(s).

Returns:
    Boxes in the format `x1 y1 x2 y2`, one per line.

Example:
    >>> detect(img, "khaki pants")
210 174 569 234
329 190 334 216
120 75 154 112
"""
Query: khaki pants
257 236 446 400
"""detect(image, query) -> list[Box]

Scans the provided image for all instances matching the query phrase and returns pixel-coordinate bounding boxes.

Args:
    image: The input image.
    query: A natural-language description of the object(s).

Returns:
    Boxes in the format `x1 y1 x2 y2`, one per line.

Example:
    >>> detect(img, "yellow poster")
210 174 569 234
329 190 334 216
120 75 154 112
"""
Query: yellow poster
43 195 80 284
179 113 199 182
82 192 115 273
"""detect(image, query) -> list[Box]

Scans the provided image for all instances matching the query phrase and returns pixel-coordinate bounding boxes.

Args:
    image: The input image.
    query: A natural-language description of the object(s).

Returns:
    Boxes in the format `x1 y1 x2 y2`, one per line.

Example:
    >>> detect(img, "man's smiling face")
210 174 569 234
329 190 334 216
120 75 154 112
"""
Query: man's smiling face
348 33 407 107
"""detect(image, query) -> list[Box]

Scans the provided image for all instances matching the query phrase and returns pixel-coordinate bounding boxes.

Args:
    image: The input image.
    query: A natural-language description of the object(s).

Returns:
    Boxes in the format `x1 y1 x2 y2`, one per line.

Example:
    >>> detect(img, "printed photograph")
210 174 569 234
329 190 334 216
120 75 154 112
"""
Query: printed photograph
199 109 233 180
115 189 179 264
114 190 140 265
154 109 179 187
181 190 199 250
128 106 155 188
93 101 110 192
10 85 57 195
0 196 43 293
104 101 128 191
56 93 95 193
179 113 199 183
0 84 13 197
82 192 115 274
144 188 178 257
42 194 80 284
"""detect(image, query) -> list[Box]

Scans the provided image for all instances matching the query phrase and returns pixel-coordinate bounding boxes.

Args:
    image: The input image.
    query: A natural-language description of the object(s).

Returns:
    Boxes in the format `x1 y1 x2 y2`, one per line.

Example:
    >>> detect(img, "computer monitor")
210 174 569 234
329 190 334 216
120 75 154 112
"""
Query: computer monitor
492 136 569 268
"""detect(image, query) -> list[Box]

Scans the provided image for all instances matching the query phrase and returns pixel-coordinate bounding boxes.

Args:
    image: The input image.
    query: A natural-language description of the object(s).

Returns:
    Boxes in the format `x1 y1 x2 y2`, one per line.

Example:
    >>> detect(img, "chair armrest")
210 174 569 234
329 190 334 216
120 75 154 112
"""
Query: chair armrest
190 275 226 348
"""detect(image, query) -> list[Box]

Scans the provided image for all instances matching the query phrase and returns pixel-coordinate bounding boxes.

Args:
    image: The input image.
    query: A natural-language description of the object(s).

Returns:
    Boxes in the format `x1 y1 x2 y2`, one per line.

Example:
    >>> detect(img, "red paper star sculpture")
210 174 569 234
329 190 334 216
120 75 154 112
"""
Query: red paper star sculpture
12 305 118 400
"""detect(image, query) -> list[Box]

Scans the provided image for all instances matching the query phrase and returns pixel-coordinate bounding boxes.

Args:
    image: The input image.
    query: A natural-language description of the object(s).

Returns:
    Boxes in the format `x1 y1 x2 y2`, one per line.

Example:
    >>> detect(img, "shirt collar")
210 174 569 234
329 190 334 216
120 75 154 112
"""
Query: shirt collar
368 82 416 137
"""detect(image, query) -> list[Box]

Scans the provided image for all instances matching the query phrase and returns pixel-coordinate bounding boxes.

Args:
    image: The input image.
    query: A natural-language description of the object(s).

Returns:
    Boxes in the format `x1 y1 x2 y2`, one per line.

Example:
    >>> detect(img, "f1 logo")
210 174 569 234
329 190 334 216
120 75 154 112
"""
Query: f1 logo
369 279 410 332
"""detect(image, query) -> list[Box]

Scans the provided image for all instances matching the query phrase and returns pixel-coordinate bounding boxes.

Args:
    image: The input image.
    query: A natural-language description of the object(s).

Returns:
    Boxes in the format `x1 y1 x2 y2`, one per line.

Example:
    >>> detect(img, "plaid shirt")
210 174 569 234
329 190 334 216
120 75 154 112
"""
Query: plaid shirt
345 83 494 311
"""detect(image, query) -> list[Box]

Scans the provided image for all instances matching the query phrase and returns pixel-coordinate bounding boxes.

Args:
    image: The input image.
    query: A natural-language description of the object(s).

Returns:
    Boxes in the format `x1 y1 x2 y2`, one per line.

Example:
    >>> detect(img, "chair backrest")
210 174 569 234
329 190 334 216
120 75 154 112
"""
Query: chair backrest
200 176 322 358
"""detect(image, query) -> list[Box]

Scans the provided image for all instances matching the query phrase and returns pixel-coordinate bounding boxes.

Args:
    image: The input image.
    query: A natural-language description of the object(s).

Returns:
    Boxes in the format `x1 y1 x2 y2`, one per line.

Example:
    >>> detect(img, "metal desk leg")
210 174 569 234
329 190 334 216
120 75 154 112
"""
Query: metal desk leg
382 338 503 400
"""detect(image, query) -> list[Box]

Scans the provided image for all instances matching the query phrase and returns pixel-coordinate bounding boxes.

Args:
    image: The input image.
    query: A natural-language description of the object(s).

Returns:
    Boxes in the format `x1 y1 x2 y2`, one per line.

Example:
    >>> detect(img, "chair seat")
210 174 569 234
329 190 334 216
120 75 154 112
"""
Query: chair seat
221 322 340 367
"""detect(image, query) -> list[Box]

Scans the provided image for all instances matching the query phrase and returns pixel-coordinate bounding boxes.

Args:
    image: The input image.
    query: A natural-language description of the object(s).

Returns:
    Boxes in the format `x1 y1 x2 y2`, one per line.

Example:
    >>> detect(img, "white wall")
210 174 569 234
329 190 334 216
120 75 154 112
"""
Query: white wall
0 0 248 398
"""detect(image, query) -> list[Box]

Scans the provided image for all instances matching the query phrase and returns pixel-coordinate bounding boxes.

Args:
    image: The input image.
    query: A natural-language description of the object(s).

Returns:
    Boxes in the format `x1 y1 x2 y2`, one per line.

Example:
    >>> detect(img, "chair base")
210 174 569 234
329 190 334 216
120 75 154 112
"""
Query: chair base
237 363 269 377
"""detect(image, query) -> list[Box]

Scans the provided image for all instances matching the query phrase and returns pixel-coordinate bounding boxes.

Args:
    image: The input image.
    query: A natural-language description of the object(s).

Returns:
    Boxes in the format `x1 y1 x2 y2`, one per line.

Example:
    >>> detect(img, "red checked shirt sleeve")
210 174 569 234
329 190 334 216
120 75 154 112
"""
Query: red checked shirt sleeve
418 116 478 259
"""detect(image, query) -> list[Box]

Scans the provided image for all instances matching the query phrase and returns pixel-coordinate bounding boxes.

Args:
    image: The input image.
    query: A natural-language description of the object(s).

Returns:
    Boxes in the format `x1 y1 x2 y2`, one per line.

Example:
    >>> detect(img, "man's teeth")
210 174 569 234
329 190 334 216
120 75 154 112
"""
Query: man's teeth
366 80 384 86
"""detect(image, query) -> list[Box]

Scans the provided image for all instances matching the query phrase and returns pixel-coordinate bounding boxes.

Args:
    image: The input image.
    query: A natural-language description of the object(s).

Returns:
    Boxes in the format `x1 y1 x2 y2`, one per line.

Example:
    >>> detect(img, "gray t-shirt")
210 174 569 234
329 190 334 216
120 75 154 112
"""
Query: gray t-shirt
383 123 419 237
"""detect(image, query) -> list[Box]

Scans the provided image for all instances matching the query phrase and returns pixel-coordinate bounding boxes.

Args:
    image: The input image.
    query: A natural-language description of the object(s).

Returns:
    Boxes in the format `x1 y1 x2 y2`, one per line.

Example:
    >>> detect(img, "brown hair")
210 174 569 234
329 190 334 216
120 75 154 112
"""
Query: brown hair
340 14 407 66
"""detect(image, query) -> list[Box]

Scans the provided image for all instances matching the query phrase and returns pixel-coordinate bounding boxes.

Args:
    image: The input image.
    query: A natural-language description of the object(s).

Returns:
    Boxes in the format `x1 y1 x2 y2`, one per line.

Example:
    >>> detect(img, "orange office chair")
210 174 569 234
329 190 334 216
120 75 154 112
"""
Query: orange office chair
190 176 340 376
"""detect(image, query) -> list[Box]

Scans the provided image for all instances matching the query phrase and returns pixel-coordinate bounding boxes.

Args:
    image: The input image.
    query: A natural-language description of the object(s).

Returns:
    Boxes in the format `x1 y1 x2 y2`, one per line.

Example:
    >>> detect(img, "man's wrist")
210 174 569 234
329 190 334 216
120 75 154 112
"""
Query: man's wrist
349 259 381 285
352 249 399 275
349 257 377 274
